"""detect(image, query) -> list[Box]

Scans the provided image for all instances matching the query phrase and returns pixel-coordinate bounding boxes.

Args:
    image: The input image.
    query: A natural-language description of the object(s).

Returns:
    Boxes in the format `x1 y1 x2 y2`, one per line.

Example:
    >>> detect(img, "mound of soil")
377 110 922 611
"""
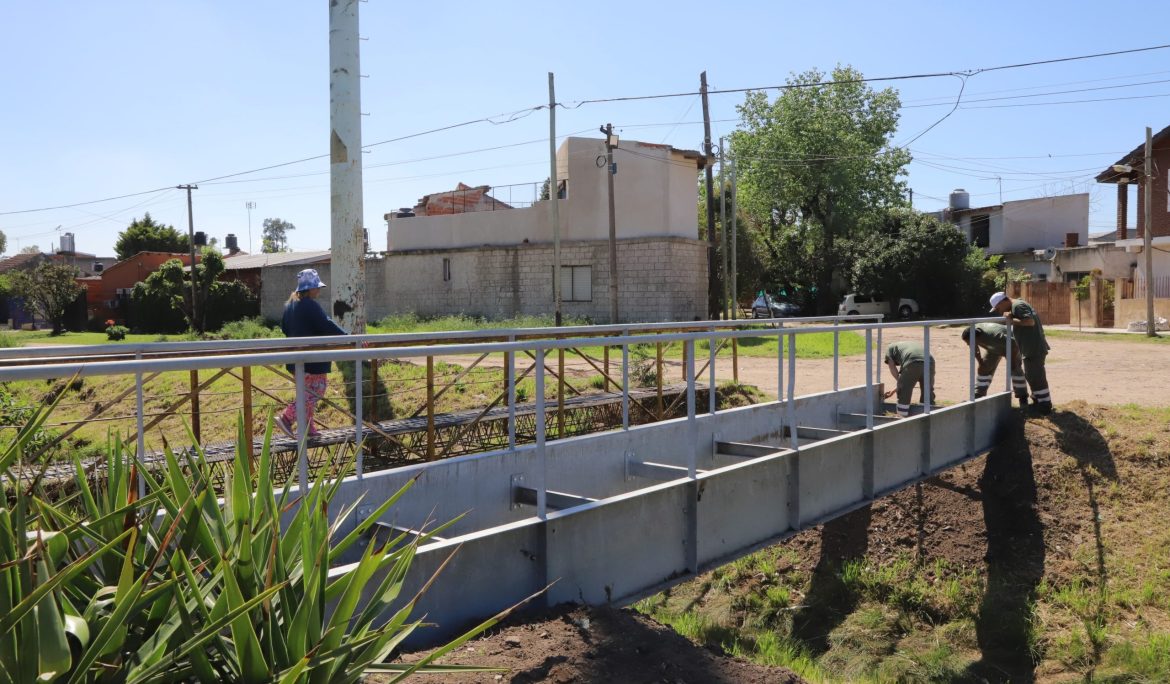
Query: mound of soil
394 604 804 683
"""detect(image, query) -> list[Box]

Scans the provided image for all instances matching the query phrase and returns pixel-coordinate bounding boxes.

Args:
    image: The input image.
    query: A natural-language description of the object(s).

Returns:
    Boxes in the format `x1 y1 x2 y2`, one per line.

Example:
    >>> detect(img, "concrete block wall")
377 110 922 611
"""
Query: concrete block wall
260 237 708 325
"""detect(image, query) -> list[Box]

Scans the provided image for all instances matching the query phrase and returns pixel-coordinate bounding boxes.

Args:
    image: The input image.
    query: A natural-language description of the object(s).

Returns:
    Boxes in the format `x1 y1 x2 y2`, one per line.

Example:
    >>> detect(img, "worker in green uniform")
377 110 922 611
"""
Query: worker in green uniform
989 291 1052 414
960 322 1028 404
883 341 935 418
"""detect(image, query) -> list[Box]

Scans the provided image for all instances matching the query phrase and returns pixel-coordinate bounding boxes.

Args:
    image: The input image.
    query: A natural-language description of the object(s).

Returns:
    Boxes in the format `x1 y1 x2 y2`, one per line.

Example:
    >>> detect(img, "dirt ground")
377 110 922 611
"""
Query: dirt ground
389 605 805 684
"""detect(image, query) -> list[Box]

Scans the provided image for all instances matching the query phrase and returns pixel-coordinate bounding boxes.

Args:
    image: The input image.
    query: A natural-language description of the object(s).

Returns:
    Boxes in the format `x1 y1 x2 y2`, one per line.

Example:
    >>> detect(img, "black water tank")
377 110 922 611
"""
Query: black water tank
193 231 207 246
225 234 239 251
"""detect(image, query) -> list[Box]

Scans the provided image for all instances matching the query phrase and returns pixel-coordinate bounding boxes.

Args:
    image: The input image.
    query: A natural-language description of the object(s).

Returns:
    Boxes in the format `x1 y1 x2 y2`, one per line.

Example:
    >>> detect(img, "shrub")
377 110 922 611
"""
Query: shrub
208 316 282 340
0 332 20 348
105 323 129 341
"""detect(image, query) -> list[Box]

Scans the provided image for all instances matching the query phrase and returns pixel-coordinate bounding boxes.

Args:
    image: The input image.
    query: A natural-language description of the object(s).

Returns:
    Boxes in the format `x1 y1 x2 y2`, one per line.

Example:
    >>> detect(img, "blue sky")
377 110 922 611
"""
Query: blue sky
2 1 1168 257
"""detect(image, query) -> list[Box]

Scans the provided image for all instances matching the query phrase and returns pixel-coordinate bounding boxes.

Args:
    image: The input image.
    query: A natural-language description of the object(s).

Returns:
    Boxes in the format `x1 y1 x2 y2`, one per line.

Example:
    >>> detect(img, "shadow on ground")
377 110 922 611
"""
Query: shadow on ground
790 505 873 654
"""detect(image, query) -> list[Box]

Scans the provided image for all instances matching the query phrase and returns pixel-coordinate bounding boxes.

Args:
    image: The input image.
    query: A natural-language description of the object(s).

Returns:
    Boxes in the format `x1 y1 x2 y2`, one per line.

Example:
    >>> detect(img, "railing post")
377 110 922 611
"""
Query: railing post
557 348 565 437
865 328 874 430
135 353 146 498
426 355 436 461
731 337 739 384
787 333 797 451
833 319 840 391
353 342 363 478
876 322 883 386
1005 323 1013 395
708 326 717 414
621 331 630 429
507 335 516 448
777 325 784 402
189 369 201 443
655 341 664 419
603 343 611 391
685 339 697 478
242 366 254 463
968 322 976 403
295 361 308 493
535 349 547 519
923 326 932 414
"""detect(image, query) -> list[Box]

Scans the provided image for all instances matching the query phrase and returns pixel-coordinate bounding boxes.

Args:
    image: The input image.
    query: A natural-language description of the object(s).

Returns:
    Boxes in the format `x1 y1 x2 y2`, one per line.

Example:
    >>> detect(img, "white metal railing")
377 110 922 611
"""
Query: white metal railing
1 317 1012 509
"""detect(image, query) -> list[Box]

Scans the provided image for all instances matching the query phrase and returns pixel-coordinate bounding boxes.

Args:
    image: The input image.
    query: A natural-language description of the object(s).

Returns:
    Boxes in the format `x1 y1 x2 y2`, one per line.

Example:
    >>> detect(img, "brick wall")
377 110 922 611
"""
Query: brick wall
1136 141 1170 239
260 237 708 325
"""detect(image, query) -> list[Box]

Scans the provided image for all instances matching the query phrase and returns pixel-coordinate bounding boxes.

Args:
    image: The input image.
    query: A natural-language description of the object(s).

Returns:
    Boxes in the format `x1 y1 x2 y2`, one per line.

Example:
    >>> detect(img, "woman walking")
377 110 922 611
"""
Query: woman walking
276 268 347 438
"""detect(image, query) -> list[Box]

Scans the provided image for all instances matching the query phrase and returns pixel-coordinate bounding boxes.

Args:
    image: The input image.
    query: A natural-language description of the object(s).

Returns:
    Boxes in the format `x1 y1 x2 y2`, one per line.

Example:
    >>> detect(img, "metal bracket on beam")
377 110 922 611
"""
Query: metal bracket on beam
715 441 789 459
626 454 701 481
510 473 525 510
514 486 596 511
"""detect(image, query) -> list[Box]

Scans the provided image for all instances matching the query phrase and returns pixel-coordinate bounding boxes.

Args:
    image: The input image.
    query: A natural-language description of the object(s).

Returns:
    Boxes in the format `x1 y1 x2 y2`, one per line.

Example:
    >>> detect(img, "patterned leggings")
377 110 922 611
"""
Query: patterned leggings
281 373 328 433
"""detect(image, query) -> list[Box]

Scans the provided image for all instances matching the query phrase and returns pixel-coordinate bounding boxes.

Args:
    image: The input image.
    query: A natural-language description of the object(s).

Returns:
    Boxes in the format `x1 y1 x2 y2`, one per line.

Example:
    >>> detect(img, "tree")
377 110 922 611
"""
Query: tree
731 66 911 313
114 213 189 260
130 247 257 334
20 245 40 254
0 229 7 255
849 209 990 316
10 261 83 335
261 218 295 253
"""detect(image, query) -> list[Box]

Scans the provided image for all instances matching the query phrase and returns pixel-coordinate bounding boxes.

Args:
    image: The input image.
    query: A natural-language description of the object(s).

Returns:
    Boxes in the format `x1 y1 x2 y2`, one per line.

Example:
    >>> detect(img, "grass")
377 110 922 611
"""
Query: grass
1047 329 1170 344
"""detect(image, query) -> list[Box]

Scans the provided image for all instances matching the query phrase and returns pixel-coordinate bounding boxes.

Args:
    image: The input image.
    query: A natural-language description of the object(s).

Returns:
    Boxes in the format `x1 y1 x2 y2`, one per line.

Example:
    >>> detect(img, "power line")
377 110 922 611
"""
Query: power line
961 91 1170 109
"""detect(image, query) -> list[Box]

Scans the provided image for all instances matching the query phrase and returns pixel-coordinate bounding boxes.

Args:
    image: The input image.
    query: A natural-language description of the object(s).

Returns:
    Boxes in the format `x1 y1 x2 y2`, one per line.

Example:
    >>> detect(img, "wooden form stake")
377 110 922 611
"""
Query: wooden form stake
426 356 436 460
189 370 201 442
242 366 253 461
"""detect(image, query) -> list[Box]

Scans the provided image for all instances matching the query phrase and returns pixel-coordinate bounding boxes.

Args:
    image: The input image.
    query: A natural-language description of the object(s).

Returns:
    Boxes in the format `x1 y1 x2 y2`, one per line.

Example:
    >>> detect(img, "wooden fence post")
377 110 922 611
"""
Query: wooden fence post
189 370 201 442
557 349 565 437
242 366 253 461
656 342 664 419
426 356 436 460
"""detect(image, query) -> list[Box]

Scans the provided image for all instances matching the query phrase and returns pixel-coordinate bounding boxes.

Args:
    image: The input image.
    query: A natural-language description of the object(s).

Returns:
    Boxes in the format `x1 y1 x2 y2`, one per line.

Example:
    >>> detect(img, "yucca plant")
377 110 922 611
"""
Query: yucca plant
1 399 521 682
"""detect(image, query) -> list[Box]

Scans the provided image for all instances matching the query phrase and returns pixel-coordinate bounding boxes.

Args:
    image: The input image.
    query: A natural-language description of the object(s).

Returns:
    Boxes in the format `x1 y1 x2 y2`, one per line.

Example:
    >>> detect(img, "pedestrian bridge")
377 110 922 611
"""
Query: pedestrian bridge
0 316 1014 646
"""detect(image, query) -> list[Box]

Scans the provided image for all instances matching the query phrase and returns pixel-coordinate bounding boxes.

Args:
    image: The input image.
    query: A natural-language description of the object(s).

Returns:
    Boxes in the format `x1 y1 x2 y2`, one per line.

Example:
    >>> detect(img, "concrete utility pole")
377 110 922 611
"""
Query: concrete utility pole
329 0 366 333
549 72 562 325
603 123 619 324
719 137 728 319
1144 126 1155 337
177 184 199 332
731 159 738 320
245 201 256 254
700 71 717 319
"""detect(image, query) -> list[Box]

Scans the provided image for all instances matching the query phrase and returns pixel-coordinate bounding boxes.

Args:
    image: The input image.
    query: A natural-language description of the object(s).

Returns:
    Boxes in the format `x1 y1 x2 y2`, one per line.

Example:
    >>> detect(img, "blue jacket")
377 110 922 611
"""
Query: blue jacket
281 297 347 375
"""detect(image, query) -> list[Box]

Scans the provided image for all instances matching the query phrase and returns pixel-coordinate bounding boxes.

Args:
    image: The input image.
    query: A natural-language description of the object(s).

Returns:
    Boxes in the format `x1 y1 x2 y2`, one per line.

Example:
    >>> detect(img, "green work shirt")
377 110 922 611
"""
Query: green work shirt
1010 299 1048 358
884 341 925 369
974 322 1010 354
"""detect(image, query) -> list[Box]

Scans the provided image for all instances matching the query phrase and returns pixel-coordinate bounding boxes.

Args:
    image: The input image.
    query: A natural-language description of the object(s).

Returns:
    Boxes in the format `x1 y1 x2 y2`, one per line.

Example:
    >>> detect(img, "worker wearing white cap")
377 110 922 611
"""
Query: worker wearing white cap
989 291 1052 414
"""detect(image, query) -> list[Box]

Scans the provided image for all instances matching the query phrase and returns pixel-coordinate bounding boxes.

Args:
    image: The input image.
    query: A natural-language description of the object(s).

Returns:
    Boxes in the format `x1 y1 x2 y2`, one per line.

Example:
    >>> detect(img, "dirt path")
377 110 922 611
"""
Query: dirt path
444 329 1166 407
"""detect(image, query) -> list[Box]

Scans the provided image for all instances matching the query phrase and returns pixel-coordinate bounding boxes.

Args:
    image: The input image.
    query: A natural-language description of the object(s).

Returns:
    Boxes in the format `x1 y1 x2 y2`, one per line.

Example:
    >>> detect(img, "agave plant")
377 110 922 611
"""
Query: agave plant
0 396 519 682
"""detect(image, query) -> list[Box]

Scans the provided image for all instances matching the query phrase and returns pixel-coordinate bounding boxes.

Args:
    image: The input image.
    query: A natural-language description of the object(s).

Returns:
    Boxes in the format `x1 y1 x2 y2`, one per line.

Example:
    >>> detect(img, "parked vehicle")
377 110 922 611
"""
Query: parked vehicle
838 293 920 318
752 293 801 319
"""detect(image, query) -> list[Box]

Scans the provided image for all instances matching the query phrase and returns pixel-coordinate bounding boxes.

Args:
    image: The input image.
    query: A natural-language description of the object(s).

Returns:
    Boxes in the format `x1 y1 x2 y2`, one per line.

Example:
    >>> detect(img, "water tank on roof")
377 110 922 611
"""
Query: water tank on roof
393 208 415 218
59 232 76 254
949 189 970 211
193 231 207 246
225 234 239 251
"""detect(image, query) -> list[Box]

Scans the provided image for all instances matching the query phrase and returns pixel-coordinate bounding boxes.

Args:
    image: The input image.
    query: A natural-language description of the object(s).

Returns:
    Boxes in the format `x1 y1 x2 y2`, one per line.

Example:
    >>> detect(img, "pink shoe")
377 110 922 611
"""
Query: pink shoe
275 415 295 438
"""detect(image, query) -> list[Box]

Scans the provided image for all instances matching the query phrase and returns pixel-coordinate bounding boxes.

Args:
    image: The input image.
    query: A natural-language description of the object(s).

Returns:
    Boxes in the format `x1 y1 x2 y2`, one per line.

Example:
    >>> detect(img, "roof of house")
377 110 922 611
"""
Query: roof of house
1096 123 1170 183
101 251 192 279
0 252 46 274
413 183 513 216
627 140 708 169
219 250 331 270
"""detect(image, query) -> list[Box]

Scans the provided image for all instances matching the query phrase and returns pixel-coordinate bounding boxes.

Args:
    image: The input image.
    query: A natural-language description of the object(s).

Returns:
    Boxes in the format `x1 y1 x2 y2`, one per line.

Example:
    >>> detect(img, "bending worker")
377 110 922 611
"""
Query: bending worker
989 291 1052 415
960 323 1028 404
883 341 935 418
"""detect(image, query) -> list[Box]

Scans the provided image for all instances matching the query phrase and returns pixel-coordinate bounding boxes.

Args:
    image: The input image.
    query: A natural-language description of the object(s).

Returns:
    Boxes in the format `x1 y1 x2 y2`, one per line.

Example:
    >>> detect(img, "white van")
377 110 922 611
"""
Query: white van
838 294 920 318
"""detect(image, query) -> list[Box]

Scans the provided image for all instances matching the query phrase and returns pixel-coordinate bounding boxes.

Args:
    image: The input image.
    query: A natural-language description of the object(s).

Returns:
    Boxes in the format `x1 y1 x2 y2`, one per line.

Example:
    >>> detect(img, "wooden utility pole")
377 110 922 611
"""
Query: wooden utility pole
603 123 619 324
719 137 728 319
701 71 718 319
1144 126 1155 337
177 184 199 332
549 73 562 326
731 158 738 319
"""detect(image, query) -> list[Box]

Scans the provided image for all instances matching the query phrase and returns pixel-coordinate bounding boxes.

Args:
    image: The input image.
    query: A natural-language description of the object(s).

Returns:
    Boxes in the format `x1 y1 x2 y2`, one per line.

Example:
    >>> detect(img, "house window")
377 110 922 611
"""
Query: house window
442 258 451 282
971 215 990 248
557 265 592 302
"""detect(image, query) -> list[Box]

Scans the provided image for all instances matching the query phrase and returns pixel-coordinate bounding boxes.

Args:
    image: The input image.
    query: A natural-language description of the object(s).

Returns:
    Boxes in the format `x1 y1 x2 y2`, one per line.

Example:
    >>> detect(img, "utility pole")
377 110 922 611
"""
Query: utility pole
1144 126 1155 337
701 71 717 319
549 72 562 326
719 137 728 319
177 184 199 333
731 158 738 320
245 201 256 254
603 123 619 324
329 0 366 333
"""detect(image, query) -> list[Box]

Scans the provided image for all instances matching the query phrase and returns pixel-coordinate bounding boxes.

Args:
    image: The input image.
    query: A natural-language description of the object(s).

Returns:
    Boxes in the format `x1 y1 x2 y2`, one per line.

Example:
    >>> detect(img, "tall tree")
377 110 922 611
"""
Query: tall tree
261 218 295 253
731 66 911 313
114 213 189 260
20 245 40 254
0 229 7 255
10 262 83 335
131 247 227 333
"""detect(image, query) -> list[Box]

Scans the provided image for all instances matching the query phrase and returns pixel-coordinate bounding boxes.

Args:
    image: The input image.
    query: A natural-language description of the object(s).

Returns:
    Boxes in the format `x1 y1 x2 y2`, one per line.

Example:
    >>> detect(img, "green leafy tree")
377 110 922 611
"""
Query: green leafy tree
114 213 190 261
9 261 83 335
131 248 257 334
731 66 911 313
0 229 7 255
261 217 295 253
20 245 40 254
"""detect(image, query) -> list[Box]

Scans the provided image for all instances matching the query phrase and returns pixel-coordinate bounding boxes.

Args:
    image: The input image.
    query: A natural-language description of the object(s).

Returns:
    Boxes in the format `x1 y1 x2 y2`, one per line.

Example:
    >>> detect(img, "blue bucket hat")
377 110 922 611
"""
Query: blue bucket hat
296 268 326 292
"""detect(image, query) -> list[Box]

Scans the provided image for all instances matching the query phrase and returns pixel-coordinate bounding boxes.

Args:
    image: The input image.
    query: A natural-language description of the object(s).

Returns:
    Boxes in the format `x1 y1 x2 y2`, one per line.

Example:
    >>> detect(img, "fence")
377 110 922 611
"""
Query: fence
1007 280 1071 325
1133 275 1170 299
0 314 1011 500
